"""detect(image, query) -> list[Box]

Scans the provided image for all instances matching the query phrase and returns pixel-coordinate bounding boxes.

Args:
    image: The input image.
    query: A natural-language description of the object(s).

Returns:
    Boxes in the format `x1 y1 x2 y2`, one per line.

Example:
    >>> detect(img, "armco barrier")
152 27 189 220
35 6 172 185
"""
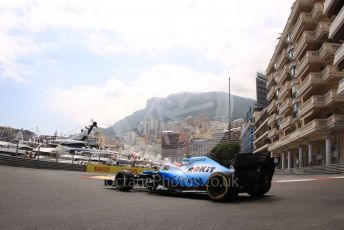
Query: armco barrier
275 163 344 175
0 154 86 172
86 164 152 174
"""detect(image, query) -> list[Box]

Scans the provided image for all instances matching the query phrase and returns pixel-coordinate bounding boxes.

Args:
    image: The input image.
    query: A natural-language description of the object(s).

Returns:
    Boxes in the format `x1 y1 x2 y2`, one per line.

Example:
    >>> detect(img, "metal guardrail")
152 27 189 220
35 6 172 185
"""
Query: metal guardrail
276 163 344 175
0 154 86 171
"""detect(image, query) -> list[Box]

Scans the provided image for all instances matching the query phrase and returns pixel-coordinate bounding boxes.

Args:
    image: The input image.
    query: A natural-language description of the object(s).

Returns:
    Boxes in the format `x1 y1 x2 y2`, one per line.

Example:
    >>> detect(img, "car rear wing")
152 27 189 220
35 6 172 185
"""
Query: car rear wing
234 153 279 171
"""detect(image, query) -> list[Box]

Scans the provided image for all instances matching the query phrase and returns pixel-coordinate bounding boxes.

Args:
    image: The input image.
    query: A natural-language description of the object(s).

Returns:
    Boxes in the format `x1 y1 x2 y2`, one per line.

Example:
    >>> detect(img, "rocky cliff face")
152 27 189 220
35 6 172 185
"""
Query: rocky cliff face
107 91 255 136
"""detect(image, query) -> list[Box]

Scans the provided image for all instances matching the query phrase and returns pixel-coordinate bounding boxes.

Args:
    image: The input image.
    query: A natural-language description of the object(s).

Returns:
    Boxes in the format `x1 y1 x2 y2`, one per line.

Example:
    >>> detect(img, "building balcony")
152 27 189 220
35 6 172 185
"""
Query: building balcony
279 116 293 130
297 73 322 97
266 60 275 76
255 114 268 134
310 2 324 22
273 71 280 83
291 78 299 87
324 0 343 16
296 43 339 79
321 65 344 82
314 21 331 40
268 128 279 139
329 6 344 40
267 113 277 126
264 0 314 71
276 49 288 70
319 43 340 61
296 51 320 79
255 108 268 126
267 99 277 114
267 74 275 88
267 86 275 101
297 66 343 97
279 98 292 115
298 94 323 117
253 130 268 145
269 115 344 151
289 0 314 30
290 13 316 42
334 43 344 69
299 89 344 117
253 143 269 154
294 31 318 60
278 81 291 100
324 0 334 15
338 78 344 96
294 21 331 55
277 64 289 84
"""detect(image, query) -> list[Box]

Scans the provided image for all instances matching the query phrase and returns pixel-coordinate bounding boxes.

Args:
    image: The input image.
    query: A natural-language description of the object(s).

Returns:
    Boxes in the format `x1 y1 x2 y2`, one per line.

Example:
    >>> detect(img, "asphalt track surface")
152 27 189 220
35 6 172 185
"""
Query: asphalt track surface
1 166 344 230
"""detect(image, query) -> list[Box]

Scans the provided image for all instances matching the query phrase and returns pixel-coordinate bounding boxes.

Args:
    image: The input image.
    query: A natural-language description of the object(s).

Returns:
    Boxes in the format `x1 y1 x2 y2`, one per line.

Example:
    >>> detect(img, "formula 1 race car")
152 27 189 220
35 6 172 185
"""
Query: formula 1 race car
105 153 279 201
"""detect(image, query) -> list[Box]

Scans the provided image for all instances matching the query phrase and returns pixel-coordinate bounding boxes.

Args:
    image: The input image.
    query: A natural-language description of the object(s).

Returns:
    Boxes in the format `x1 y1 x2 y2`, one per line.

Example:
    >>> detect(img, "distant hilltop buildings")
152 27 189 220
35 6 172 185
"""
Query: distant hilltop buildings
119 114 245 161
107 91 255 137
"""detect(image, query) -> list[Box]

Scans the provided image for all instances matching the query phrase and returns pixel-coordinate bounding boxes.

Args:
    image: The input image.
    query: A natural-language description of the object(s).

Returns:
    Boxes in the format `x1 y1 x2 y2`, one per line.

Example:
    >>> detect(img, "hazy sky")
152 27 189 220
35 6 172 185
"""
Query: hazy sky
0 0 293 134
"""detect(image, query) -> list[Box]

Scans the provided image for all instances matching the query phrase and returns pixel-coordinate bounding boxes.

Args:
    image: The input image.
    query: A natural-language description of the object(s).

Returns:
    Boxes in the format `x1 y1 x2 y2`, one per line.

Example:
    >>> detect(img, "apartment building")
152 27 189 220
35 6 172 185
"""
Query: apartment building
253 108 269 154
265 0 344 170
256 73 269 109
241 107 255 153
325 0 344 88
250 72 269 154
161 131 185 161
189 138 214 157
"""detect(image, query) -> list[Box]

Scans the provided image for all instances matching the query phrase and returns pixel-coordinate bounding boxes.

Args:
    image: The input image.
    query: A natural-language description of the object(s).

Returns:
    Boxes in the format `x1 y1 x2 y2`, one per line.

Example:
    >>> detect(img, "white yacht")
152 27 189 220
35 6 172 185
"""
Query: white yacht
0 141 33 156
33 143 67 157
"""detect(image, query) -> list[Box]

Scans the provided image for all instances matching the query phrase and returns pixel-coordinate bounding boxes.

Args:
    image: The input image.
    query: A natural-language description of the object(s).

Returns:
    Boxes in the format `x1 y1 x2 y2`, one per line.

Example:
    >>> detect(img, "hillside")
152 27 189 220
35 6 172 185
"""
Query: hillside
107 91 255 136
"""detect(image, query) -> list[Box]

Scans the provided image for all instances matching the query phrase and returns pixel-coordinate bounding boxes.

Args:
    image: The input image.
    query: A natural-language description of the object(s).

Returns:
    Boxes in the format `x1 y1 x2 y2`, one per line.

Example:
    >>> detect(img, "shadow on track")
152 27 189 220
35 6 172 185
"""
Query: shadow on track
104 186 280 203
148 191 280 203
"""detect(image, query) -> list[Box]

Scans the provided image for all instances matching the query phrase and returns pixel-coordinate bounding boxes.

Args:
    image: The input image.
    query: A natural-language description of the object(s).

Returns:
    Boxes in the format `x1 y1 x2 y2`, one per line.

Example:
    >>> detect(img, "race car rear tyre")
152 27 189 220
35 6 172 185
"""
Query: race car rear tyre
247 173 271 197
115 170 134 191
207 172 238 201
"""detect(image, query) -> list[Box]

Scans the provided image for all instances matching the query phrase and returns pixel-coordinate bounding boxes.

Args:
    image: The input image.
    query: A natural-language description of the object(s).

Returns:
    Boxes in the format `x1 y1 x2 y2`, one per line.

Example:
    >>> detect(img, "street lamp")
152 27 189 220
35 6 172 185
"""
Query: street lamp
228 77 231 144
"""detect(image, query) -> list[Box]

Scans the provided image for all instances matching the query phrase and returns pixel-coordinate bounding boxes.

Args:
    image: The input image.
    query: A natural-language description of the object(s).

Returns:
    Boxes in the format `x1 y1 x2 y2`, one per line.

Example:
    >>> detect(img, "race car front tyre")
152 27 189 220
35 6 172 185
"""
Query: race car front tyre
207 172 238 201
115 170 135 191
246 173 271 197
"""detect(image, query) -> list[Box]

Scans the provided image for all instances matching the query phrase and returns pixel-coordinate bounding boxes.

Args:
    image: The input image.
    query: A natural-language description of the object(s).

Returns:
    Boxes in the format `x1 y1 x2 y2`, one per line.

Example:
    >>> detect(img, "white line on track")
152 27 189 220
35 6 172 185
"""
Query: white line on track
330 176 344 179
274 179 317 183
274 176 344 183
89 176 114 180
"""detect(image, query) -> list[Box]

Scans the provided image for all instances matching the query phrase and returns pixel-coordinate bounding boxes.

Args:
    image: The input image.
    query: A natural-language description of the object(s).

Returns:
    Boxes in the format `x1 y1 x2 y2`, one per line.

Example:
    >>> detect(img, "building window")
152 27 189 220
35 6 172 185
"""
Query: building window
292 102 300 117
287 33 292 44
276 88 280 98
288 48 294 60
287 33 291 44
290 65 296 79
277 118 282 127
291 84 298 98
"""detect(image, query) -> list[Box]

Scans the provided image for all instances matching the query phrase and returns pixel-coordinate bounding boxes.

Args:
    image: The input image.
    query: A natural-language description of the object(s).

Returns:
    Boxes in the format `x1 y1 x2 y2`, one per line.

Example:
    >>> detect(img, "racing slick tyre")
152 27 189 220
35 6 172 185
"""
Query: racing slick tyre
115 170 135 192
207 172 239 201
246 173 271 197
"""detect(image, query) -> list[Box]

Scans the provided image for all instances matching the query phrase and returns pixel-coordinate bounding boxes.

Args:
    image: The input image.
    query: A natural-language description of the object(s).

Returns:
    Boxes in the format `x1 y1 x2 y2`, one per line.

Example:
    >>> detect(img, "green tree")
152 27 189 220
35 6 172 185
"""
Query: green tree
209 142 241 164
